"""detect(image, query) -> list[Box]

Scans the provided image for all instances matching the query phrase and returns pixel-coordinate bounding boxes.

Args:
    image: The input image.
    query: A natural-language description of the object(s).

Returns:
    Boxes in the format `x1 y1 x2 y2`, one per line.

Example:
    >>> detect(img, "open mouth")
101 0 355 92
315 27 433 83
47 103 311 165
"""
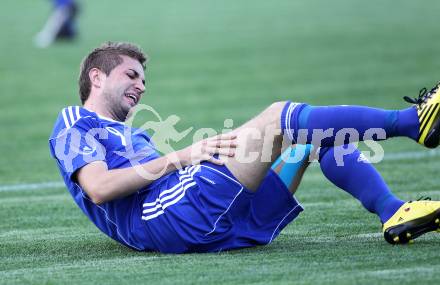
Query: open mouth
125 93 138 104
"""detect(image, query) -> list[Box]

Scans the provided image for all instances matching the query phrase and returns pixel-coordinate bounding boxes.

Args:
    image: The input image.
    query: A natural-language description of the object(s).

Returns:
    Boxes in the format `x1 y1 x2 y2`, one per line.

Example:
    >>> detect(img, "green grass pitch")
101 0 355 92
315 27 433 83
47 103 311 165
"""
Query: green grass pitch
1 0 440 284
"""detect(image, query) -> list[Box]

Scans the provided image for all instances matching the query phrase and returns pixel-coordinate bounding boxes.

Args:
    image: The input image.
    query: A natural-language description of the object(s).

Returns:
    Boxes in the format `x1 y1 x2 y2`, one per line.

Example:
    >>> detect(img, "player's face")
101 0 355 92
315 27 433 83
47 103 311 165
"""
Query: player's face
101 55 146 121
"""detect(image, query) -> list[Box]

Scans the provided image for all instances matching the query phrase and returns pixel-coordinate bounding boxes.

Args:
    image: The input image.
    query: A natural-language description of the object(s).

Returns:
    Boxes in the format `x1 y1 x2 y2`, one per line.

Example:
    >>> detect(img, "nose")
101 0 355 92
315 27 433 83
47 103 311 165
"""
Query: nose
135 79 146 94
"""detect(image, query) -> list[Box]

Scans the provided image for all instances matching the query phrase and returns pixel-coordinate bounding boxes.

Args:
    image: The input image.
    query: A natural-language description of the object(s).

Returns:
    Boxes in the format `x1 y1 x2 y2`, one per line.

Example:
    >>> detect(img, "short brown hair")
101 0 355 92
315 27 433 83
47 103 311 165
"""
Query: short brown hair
78 42 147 104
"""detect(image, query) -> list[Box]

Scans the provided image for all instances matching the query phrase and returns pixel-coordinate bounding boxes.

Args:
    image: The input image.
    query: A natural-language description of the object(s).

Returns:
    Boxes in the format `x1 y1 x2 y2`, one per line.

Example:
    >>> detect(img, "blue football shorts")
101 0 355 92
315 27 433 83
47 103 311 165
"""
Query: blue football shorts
137 162 304 253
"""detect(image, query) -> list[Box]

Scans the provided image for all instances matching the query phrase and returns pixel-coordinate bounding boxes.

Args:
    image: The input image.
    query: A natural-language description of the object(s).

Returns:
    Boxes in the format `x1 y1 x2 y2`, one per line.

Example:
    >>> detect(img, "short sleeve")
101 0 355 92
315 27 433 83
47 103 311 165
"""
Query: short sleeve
49 116 106 180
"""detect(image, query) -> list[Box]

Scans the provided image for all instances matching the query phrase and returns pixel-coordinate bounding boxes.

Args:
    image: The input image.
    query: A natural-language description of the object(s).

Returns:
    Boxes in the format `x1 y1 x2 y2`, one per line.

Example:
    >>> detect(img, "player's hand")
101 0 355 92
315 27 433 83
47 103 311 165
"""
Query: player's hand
177 133 237 166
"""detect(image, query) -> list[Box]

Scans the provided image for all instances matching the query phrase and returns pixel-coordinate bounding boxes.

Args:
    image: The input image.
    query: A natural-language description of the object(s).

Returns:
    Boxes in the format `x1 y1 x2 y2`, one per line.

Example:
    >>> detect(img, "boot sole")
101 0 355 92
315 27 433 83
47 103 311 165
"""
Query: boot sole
384 208 440 244
424 115 440 148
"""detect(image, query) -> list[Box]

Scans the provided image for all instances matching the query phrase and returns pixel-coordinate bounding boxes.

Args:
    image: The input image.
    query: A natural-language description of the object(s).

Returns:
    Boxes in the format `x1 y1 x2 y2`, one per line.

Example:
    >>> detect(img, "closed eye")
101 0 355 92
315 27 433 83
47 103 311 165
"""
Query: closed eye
127 69 145 87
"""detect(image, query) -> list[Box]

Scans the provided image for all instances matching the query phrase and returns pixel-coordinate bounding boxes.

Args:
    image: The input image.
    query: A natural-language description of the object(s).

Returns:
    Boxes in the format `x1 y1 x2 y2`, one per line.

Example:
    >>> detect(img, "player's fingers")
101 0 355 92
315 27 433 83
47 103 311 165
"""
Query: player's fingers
208 135 237 147
215 148 235 157
211 133 237 141
207 157 226 165
207 140 237 148
205 146 235 156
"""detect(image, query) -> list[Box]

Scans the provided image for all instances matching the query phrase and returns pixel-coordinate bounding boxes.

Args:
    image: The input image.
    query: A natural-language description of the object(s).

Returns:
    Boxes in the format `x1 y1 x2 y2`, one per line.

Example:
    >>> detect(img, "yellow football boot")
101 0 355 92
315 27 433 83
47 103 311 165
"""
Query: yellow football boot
383 199 440 244
404 82 440 148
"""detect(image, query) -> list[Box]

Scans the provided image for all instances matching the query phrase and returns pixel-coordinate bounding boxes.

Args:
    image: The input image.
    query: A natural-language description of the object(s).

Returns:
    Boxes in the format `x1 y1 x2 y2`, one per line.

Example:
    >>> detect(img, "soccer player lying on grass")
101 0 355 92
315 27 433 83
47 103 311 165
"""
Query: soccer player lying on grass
49 42 440 253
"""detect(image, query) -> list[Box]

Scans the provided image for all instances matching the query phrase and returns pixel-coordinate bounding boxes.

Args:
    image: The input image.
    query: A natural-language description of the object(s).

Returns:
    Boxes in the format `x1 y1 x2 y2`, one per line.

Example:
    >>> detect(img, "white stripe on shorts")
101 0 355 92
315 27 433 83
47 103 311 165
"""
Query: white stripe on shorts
142 165 198 207
141 182 197 221
141 165 200 221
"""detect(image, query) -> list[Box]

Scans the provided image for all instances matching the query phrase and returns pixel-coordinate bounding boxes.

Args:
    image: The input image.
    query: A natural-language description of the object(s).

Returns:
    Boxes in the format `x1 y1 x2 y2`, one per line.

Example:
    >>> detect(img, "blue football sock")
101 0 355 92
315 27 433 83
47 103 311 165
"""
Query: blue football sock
281 102 419 147
319 145 404 223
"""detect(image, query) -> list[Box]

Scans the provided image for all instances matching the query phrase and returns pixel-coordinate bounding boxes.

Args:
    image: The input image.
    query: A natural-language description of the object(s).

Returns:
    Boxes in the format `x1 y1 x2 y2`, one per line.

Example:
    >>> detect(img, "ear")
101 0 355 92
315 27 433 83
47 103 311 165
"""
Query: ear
88 68 105 89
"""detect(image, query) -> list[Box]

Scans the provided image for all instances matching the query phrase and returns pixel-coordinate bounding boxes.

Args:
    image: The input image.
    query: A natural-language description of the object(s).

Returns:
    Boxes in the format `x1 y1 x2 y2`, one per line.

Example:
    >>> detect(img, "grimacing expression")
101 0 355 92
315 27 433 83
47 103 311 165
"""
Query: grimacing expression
101 55 146 121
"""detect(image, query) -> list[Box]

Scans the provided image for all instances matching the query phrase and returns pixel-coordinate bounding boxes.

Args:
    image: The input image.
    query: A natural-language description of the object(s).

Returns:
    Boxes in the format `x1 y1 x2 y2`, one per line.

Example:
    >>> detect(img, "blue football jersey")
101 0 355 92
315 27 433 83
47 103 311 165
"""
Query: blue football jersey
48 106 161 250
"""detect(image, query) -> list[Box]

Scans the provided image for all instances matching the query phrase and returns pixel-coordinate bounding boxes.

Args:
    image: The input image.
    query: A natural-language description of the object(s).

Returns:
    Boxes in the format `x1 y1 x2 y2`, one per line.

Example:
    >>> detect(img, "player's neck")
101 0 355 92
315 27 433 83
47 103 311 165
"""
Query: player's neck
83 100 117 121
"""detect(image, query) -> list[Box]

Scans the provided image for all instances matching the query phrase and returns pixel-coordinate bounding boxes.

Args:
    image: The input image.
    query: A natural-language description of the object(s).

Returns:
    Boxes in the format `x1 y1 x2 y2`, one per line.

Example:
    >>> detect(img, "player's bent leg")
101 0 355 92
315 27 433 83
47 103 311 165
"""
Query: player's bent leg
319 144 405 224
271 144 315 194
319 144 440 244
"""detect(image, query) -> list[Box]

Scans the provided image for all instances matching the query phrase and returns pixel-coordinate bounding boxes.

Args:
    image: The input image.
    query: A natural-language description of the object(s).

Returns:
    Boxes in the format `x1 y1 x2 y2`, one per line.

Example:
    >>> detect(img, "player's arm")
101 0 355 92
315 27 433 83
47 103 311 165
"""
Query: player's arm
76 155 182 205
76 133 237 205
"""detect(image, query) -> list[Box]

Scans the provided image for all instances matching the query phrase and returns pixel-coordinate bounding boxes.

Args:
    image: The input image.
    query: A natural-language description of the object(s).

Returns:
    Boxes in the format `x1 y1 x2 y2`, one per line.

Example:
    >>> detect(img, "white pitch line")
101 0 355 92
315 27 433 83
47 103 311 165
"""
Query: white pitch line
0 181 65 192
384 148 440 161
0 149 439 193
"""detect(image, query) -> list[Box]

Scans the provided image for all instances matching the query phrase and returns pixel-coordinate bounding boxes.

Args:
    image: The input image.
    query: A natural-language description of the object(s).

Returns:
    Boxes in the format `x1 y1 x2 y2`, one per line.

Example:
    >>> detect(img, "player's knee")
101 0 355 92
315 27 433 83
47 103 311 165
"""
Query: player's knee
255 101 290 128
264 101 288 118
268 101 288 112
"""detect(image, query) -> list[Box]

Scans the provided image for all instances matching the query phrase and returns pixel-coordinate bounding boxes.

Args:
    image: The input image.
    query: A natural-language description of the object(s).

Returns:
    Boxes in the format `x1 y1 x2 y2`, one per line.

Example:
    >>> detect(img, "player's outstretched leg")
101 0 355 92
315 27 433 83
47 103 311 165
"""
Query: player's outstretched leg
223 81 440 191
283 81 440 148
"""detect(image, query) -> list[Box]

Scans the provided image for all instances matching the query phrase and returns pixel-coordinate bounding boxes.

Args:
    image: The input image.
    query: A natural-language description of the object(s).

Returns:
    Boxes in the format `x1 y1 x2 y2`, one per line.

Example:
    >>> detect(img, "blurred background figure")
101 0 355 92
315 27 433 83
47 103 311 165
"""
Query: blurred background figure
34 0 79 48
